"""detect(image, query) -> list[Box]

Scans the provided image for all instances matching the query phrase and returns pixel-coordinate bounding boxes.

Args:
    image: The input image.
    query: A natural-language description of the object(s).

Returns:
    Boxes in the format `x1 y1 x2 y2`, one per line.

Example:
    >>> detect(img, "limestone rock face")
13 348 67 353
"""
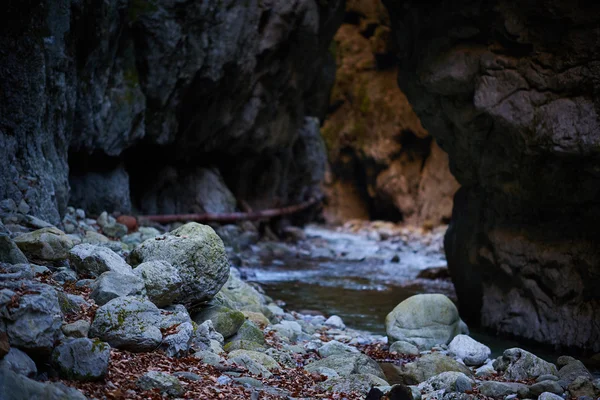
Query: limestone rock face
0 0 344 222
383 0 600 350
322 3 459 225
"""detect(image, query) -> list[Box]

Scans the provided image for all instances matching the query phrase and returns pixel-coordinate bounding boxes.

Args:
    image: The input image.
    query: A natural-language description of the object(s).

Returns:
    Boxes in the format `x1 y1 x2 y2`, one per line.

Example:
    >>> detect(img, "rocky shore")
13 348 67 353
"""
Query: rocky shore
1 203 598 399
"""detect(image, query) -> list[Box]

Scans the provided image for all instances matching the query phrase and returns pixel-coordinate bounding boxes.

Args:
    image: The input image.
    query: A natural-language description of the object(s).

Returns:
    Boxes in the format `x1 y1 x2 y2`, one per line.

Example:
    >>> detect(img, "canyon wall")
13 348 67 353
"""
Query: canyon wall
0 0 345 224
384 0 600 351
322 0 459 225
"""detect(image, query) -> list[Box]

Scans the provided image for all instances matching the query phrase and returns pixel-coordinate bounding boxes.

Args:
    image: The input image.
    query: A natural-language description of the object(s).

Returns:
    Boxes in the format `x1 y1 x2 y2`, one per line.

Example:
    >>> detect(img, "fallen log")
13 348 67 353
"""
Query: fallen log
137 197 322 224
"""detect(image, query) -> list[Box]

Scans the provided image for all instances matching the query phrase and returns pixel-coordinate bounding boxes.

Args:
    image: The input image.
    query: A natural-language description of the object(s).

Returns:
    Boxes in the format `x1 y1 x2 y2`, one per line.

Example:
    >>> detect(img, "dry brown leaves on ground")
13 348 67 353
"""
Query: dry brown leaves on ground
60 349 365 399
356 342 416 366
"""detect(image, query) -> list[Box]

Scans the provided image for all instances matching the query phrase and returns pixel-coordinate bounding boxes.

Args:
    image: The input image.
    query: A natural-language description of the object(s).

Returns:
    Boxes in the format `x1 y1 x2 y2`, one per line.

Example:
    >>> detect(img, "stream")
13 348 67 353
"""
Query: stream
239 222 453 335
237 222 578 363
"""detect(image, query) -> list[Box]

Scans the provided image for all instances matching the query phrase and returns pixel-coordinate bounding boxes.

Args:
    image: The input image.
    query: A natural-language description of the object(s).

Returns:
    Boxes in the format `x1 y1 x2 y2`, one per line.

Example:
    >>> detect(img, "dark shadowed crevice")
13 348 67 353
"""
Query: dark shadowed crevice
344 10 362 25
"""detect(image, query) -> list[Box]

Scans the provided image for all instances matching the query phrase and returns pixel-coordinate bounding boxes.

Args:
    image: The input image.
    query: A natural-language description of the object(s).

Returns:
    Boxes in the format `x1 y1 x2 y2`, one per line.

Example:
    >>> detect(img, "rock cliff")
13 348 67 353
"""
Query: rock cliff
322 1 459 225
0 0 345 224
383 0 600 350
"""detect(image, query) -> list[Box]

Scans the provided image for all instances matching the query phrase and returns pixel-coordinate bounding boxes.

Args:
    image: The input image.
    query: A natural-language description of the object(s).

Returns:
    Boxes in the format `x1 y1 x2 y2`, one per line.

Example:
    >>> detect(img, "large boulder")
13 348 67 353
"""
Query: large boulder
493 348 558 381
383 0 600 351
52 338 110 381
317 340 360 358
133 260 183 307
69 244 133 277
130 223 229 308
14 228 74 262
0 348 37 377
385 294 463 350
556 355 592 386
0 281 63 354
90 271 145 306
477 381 529 398
89 297 163 352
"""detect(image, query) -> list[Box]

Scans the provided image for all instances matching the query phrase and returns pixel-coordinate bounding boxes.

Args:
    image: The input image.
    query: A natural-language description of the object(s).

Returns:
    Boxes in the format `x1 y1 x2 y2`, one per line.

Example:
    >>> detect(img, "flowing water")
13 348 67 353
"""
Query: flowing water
239 223 454 335
238 223 595 364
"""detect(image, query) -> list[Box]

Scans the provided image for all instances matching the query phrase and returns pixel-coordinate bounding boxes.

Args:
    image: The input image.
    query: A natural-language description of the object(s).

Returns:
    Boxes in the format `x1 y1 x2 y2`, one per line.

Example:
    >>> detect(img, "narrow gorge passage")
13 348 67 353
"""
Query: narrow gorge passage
1 0 600 399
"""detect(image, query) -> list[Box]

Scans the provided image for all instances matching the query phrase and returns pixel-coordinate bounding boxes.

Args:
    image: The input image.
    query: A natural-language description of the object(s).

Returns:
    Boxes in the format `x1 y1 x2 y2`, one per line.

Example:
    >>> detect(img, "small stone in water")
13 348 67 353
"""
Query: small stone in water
390 254 400 263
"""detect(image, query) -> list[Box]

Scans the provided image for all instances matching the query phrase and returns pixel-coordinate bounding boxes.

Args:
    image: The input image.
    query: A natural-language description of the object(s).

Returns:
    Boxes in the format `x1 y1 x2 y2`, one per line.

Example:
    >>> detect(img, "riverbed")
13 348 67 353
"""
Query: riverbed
237 221 589 364
238 222 454 335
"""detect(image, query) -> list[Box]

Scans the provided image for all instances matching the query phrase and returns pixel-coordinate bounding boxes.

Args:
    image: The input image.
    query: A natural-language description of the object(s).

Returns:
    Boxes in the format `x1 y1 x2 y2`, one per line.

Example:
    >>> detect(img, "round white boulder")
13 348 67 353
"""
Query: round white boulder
385 294 463 350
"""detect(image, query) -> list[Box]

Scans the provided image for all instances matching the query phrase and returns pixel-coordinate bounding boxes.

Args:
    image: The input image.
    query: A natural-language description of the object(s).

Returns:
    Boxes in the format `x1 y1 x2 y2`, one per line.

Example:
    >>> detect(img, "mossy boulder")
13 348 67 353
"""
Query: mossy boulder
89 296 163 352
52 338 110 381
226 320 265 345
14 227 74 261
217 268 267 312
130 223 229 308
242 311 270 329
133 260 183 307
3 281 63 354
192 305 245 339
